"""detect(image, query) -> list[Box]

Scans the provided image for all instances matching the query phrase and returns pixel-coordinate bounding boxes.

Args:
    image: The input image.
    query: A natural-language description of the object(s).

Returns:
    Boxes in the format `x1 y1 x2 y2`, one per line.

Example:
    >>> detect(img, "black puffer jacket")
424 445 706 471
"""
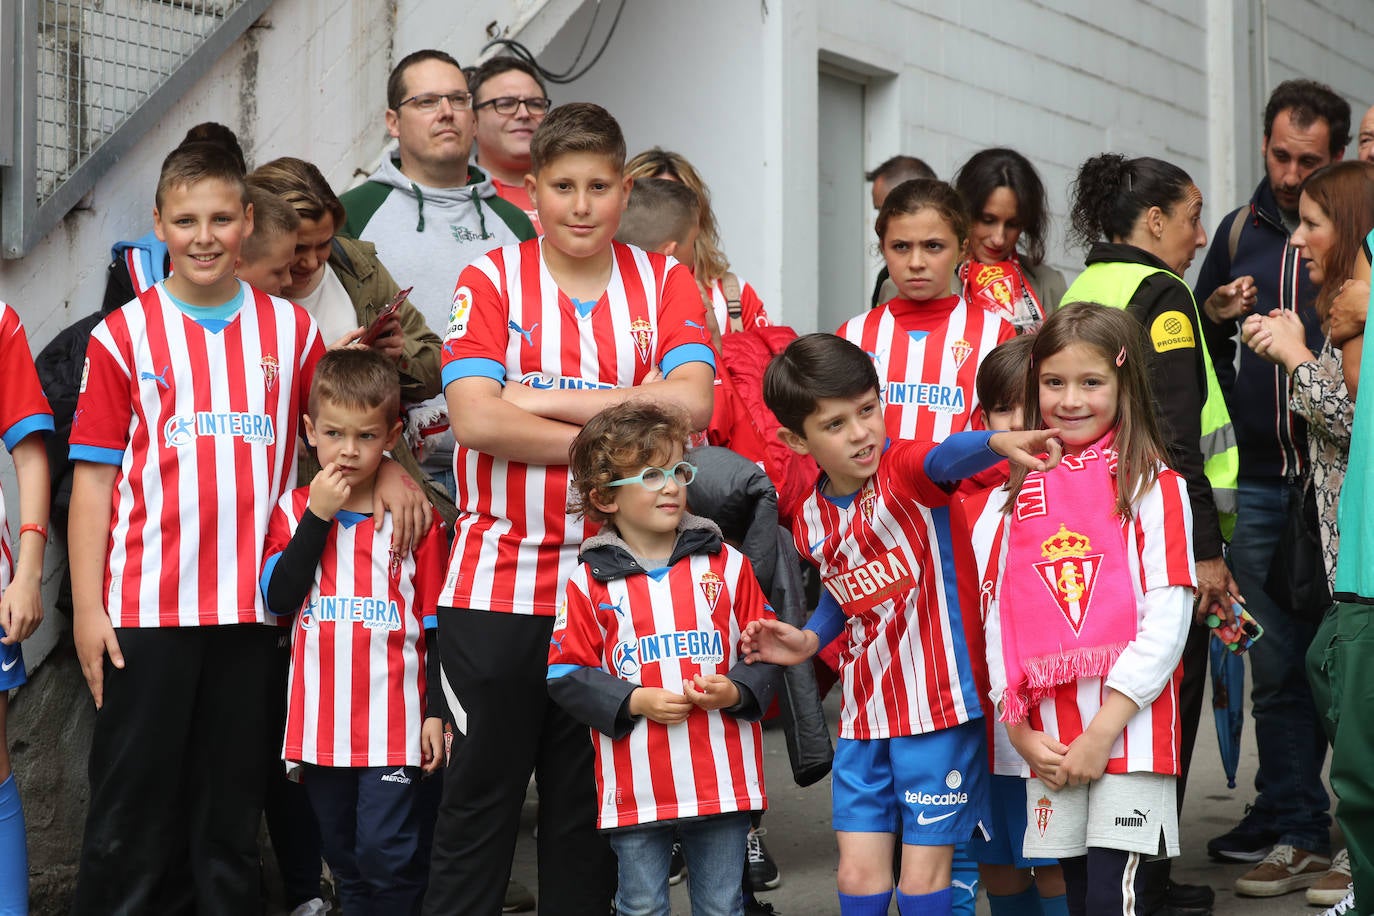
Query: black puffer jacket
688 446 833 786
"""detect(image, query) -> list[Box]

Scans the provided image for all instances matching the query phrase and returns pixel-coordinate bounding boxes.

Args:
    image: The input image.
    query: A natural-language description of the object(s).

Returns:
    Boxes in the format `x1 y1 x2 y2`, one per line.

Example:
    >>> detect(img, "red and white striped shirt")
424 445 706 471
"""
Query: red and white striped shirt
837 296 1014 442
266 492 445 768
70 281 323 627
439 240 715 616
981 465 1196 776
551 544 771 828
0 303 54 594
794 439 983 740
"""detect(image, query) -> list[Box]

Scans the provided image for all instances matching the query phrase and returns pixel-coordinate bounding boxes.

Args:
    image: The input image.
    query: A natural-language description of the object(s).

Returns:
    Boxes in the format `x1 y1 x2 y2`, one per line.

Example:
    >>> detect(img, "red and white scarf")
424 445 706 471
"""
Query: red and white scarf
960 255 1044 332
998 438 1136 724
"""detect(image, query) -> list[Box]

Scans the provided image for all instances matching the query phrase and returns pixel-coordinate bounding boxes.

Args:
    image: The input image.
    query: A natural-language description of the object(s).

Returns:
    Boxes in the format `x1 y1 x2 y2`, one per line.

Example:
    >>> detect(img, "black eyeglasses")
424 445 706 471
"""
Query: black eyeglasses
396 92 472 113
474 96 552 116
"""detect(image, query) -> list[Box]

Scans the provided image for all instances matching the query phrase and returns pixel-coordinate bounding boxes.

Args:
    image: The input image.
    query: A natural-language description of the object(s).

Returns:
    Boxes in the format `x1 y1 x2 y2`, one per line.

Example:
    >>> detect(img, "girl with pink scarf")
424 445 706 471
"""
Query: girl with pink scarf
980 303 1197 914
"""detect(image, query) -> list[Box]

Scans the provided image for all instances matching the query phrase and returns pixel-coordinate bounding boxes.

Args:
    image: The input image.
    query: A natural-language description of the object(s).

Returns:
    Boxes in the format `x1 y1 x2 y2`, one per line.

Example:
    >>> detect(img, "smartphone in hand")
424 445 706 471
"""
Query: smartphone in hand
360 286 412 345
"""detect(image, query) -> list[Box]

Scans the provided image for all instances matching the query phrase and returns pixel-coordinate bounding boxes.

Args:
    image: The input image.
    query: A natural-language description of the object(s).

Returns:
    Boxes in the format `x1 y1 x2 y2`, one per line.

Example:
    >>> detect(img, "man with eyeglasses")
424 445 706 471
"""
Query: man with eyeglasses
341 49 535 354
341 49 536 508
469 55 553 232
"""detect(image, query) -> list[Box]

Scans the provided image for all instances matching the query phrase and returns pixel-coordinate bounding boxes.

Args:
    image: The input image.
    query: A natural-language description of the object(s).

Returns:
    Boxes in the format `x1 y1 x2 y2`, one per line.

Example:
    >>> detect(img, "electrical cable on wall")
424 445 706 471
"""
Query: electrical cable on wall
479 0 626 85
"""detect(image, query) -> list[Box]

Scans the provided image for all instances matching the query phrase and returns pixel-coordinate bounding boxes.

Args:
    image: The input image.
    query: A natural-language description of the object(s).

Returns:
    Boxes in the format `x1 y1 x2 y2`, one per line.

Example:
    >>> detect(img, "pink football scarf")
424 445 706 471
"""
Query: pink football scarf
998 439 1137 724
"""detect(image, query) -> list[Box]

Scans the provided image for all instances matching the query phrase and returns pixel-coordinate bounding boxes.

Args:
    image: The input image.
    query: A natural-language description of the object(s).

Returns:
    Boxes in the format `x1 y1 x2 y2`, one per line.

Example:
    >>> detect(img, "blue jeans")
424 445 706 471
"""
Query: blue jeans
1230 477 1330 852
608 812 751 916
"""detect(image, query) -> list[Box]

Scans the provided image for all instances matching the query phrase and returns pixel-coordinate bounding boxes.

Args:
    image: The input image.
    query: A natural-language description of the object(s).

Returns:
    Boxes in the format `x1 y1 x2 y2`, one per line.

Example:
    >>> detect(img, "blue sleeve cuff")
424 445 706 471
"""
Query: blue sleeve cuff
803 591 846 646
422 613 438 630
69 444 124 466
660 343 716 377
2 414 54 452
442 357 506 390
260 553 285 612
548 663 582 680
924 431 999 483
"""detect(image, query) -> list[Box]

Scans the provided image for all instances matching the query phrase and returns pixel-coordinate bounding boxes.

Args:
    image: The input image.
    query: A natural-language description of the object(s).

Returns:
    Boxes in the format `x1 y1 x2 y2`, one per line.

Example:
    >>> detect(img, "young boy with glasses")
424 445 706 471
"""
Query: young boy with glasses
549 400 781 916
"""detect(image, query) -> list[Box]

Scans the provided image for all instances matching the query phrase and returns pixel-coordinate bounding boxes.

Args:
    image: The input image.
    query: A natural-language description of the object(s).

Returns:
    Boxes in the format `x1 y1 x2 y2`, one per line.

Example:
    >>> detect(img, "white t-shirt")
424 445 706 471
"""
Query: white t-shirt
294 265 358 347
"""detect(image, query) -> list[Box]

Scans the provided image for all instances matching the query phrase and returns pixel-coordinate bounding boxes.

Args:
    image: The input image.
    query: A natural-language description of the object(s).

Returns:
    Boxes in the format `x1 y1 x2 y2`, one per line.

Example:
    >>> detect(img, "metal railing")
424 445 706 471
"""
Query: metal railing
1 0 273 258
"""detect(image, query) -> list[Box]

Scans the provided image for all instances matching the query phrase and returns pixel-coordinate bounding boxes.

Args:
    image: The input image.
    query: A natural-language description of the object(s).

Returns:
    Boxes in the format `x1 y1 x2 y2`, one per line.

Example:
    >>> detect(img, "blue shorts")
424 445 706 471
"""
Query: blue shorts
832 719 991 846
0 628 24 691
967 774 1056 867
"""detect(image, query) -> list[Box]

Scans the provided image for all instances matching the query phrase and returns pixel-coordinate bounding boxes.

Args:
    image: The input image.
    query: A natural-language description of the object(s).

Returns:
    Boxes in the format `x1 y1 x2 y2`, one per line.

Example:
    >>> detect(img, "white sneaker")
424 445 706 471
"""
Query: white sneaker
1318 889 1356 916
289 898 331 916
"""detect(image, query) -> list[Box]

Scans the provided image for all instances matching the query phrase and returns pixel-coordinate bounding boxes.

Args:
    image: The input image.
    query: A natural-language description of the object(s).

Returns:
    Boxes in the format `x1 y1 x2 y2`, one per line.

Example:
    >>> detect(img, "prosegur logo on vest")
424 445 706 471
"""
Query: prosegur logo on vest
163 412 275 449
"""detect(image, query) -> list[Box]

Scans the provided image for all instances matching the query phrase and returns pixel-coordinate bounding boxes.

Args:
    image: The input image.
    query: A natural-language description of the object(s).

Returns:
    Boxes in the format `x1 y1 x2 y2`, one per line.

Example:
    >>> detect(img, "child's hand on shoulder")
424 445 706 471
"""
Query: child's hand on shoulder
740 618 818 667
629 686 694 725
420 716 445 774
308 463 351 520
989 428 1064 473
684 674 740 711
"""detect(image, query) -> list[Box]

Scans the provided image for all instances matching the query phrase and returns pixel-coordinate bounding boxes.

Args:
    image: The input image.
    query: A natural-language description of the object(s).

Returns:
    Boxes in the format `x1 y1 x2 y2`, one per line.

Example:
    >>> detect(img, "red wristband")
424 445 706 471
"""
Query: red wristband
18 523 47 540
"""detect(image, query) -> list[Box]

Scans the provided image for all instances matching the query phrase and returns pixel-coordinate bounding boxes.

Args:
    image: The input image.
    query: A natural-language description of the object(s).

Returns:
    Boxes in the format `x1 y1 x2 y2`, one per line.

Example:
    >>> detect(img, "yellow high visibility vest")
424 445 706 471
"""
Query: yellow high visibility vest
1063 261 1238 538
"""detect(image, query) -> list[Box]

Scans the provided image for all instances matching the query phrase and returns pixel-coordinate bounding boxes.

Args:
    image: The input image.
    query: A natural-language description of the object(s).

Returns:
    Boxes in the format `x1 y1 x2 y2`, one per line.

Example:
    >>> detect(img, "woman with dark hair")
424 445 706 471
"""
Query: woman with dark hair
953 148 1066 330
1063 152 1240 912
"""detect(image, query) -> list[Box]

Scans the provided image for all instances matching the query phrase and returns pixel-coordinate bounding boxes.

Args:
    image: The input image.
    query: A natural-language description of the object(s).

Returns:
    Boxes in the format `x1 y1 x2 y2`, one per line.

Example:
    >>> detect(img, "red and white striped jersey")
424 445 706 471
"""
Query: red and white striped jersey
706 276 770 334
793 438 984 740
439 240 715 616
70 281 323 627
0 303 54 595
550 544 771 828
266 491 445 768
980 466 1196 776
836 296 1014 442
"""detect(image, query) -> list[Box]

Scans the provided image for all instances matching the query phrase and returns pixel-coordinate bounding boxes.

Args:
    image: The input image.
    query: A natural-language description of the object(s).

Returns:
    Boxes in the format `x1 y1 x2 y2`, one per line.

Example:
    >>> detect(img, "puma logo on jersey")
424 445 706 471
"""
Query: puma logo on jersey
140 366 172 389
684 319 709 341
508 319 539 346
598 599 626 617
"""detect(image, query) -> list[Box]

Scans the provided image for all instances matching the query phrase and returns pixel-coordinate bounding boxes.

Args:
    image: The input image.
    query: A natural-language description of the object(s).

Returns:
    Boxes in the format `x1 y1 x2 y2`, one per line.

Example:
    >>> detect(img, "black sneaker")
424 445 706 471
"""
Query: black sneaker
746 828 781 890
1207 808 1280 863
743 893 778 915
668 839 686 886
1166 879 1215 913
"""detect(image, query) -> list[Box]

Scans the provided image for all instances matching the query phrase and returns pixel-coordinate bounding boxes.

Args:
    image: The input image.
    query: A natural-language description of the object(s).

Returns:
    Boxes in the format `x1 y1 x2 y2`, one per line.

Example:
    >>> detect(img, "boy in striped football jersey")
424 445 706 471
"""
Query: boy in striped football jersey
263 348 446 913
549 401 780 916
742 334 1061 916
427 102 715 913
68 142 426 914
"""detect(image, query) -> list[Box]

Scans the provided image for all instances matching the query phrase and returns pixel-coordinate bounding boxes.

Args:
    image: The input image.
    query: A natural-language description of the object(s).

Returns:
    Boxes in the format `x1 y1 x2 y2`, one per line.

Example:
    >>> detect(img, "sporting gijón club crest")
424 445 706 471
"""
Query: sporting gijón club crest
1032 523 1101 635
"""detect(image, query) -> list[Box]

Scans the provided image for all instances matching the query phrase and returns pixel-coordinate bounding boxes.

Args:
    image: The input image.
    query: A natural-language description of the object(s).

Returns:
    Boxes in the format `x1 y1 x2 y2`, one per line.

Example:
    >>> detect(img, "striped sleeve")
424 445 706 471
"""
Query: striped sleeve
1134 468 1197 592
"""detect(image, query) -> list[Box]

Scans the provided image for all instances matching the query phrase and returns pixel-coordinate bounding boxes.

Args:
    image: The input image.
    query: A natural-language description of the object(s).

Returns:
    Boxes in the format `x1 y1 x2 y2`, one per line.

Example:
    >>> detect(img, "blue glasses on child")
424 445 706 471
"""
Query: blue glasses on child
608 461 698 491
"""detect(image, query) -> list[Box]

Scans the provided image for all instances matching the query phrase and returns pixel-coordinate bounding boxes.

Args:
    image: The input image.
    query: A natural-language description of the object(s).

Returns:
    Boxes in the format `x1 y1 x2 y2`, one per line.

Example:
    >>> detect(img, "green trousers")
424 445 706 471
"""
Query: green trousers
1308 601 1374 913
